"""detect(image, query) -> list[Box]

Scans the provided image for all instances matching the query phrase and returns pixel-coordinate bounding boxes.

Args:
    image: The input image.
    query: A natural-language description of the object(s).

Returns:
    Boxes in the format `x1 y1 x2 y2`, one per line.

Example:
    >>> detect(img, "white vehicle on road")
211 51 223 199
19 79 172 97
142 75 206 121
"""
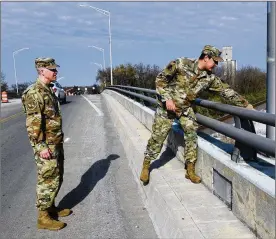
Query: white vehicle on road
51 81 66 103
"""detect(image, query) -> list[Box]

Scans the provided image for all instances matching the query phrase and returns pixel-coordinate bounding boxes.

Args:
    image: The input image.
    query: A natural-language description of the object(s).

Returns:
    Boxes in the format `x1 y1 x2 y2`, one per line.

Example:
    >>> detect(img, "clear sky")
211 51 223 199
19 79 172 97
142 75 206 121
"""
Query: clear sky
1 1 267 87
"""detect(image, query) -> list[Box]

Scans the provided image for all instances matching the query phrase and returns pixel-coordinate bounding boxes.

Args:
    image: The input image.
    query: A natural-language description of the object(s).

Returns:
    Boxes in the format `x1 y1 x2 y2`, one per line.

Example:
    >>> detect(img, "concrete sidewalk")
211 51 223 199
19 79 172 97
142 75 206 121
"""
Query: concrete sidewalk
103 92 257 239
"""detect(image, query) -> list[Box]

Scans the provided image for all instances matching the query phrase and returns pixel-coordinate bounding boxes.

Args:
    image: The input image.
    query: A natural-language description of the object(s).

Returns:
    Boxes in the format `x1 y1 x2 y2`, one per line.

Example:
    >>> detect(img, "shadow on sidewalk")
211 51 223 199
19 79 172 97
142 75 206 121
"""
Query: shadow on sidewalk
149 147 176 172
58 154 120 209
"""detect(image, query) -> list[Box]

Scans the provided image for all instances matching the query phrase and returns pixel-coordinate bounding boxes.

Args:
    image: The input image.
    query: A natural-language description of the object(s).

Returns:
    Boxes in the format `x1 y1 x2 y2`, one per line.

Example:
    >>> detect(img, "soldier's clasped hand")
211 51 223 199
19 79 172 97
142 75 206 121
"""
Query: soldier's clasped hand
39 148 52 160
166 100 176 112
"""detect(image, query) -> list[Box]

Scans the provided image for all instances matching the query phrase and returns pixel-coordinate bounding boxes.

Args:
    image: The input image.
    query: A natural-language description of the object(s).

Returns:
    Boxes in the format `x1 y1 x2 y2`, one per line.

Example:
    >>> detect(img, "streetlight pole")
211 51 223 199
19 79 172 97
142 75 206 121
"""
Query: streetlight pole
108 12 113 85
266 2 275 141
90 62 105 86
80 4 113 85
57 77 65 82
12 47 29 95
88 45 106 69
91 62 103 70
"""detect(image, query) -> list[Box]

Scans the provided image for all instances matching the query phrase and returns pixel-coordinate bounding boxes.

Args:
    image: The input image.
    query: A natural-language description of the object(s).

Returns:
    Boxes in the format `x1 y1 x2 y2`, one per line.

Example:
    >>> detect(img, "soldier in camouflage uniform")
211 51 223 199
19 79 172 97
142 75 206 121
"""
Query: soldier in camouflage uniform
140 45 254 185
22 58 72 231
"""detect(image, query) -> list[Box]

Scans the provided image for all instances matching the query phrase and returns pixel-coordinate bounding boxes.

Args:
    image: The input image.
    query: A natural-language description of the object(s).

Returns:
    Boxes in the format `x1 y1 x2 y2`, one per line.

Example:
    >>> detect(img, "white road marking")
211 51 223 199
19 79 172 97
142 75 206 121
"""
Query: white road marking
81 95 104 116
64 137 70 142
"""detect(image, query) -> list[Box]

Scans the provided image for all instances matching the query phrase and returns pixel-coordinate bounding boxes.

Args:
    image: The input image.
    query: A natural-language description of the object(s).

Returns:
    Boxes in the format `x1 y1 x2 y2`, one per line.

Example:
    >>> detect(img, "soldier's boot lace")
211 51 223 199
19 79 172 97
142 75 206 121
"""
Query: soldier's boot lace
140 159 151 185
185 162 201 184
48 205 72 217
37 210 66 231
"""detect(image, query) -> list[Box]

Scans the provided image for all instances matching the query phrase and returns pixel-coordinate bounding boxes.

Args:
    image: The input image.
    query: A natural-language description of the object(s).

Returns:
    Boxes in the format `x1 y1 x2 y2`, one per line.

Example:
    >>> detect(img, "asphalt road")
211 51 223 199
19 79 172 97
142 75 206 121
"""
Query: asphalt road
1 99 24 120
0 95 158 239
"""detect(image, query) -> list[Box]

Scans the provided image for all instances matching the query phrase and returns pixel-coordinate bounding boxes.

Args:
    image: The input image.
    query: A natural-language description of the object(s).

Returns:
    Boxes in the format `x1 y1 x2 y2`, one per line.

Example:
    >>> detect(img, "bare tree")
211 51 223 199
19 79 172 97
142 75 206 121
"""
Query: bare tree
0 71 8 92
10 81 34 95
235 66 266 94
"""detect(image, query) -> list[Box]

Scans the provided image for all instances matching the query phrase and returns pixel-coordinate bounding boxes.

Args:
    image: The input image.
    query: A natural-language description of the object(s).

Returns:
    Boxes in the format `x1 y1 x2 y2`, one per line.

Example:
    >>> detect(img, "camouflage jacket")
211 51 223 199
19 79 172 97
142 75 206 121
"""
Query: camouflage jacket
156 57 249 115
22 79 63 152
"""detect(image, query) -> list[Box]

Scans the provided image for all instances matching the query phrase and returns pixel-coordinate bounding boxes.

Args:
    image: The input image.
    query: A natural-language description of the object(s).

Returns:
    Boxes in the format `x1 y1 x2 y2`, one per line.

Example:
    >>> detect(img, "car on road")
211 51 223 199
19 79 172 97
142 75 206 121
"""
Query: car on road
91 85 101 94
50 81 66 103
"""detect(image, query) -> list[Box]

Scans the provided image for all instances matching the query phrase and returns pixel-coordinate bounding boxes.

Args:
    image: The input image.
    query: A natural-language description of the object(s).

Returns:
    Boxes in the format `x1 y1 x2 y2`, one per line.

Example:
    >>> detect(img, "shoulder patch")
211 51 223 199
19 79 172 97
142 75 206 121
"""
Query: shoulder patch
25 94 40 111
22 82 44 113
166 60 176 70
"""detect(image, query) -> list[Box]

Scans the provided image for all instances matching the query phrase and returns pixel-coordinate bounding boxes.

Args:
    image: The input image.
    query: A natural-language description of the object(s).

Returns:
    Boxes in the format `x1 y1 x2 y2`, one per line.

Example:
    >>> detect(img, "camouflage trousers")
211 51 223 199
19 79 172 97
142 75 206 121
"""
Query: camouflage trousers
144 106 198 163
33 144 64 211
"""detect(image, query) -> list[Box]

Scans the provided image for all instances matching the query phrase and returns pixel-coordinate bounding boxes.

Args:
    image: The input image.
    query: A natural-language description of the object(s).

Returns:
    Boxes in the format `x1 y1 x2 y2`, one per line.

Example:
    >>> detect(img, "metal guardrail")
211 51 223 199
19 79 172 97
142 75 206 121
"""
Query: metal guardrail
200 99 267 131
107 86 157 105
105 85 275 161
194 99 274 126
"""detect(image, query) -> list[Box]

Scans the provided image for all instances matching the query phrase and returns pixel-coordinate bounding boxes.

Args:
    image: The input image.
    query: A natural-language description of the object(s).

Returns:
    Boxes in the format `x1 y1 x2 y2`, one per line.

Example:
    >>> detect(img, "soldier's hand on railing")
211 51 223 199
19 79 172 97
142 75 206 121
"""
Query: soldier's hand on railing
166 100 176 112
246 104 256 110
39 148 52 160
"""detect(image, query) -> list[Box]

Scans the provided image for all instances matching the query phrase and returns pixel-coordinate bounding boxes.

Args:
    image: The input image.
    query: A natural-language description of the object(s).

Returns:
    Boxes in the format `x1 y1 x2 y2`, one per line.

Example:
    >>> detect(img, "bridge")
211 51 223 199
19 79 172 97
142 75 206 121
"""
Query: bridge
0 89 275 239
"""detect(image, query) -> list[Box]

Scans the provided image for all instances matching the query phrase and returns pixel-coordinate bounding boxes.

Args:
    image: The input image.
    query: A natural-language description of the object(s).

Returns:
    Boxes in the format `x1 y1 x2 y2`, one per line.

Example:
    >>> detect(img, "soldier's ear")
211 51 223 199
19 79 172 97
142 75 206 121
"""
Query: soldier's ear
204 55 209 62
37 68 43 75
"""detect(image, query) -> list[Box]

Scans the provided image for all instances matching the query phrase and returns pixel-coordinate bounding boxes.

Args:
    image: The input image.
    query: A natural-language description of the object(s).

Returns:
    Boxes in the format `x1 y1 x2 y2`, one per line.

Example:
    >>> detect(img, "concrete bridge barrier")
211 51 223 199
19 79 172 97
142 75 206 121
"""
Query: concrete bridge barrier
102 89 275 239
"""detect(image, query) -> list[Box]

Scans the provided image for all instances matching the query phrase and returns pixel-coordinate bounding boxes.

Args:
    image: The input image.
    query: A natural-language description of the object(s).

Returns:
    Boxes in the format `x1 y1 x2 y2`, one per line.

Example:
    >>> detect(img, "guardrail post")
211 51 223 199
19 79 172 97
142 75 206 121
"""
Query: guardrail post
232 116 257 162
142 91 150 107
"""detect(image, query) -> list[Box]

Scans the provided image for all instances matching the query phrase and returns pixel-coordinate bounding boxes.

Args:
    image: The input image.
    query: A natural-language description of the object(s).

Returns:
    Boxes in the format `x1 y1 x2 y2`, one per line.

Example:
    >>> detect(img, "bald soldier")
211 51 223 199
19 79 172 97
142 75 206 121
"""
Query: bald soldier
22 58 71 231
140 45 254 185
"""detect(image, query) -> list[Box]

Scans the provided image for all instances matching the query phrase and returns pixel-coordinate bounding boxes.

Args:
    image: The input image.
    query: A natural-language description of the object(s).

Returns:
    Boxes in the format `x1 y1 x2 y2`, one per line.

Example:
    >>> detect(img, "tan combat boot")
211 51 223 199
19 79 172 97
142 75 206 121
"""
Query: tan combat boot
37 210 66 231
185 162 201 184
48 205 72 217
140 159 151 185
